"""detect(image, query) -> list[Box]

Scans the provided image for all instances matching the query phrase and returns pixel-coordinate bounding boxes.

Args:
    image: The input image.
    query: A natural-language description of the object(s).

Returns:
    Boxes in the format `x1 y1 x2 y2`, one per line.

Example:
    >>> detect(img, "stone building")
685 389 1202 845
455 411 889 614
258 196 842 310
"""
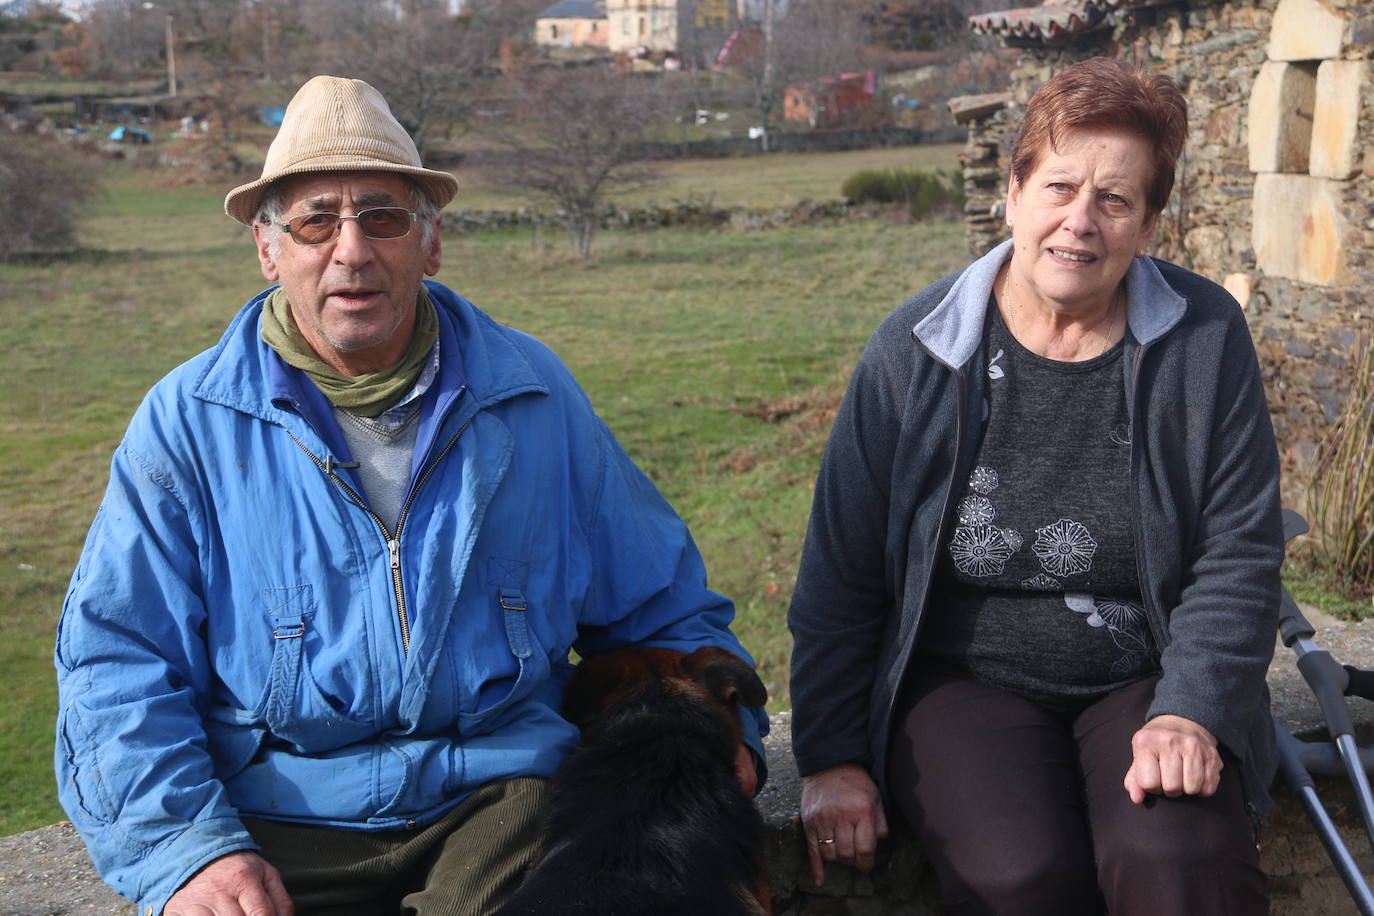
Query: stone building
952 0 1374 501
604 0 733 62
534 0 610 49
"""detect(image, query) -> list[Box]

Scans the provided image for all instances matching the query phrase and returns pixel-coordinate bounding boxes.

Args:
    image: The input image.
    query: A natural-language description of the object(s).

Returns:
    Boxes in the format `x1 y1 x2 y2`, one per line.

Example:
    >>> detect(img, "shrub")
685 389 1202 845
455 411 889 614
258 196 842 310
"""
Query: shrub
1306 334 1374 596
841 168 901 204
0 124 100 260
840 166 966 219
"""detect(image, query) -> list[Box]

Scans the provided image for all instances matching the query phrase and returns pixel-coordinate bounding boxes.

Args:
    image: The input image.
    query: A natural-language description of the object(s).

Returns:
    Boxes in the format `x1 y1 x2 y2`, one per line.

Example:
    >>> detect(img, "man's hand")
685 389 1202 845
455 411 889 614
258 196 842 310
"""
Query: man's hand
799 763 889 887
734 742 760 798
165 850 293 916
1123 714 1222 804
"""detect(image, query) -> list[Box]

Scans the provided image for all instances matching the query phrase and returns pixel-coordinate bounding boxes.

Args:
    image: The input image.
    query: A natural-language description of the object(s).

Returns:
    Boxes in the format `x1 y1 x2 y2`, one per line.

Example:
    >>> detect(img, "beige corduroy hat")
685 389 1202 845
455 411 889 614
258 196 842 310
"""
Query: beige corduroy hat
224 75 459 226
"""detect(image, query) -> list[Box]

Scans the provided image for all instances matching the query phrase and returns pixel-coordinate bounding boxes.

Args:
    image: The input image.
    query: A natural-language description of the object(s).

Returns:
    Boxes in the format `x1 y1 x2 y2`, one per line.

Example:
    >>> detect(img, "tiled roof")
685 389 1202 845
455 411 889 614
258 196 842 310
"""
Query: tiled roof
968 0 1176 41
537 0 606 19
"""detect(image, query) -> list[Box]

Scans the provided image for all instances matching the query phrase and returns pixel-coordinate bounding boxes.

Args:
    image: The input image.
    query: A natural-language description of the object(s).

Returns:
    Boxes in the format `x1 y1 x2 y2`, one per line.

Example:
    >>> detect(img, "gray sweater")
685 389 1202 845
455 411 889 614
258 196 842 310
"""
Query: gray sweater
788 240 1285 811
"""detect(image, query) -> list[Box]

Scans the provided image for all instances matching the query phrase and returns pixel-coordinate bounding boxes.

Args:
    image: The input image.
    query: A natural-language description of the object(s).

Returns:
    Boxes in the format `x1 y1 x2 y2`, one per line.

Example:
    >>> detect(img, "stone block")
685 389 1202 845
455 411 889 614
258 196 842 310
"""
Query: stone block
1224 272 1255 309
1205 103 1244 146
1268 0 1351 60
1248 61 1316 174
1310 60 1366 180
1252 173 1351 286
1355 13 1374 47
1187 225 1231 264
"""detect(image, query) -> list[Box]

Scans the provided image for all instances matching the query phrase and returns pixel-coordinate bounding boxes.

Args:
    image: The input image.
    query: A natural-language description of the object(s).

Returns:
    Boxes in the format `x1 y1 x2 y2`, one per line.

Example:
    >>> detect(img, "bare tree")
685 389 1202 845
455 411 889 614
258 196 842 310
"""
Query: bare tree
463 0 549 39
727 0 866 149
330 10 498 162
858 0 1010 50
76 0 166 81
482 66 686 258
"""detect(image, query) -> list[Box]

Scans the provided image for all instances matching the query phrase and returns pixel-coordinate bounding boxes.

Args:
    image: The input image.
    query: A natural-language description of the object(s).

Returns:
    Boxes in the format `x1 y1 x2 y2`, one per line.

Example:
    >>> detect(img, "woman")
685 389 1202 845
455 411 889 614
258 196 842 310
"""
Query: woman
788 58 1283 915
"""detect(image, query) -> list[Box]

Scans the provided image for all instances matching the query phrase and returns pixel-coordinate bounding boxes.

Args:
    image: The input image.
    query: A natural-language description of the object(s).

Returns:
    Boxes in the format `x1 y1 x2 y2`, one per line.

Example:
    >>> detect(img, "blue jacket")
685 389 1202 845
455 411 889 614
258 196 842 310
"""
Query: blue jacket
55 280 767 912
789 241 1283 811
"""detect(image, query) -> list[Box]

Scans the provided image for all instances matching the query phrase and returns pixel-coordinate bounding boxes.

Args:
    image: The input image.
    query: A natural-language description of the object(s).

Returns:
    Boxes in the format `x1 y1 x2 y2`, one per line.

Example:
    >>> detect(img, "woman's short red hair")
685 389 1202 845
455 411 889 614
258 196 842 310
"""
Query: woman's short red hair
1011 57 1188 215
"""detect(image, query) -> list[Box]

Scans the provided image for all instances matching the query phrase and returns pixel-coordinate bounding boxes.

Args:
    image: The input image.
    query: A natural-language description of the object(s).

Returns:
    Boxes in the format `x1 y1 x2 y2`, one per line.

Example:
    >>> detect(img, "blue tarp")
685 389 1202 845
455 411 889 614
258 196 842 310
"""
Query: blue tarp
258 106 286 127
107 126 153 144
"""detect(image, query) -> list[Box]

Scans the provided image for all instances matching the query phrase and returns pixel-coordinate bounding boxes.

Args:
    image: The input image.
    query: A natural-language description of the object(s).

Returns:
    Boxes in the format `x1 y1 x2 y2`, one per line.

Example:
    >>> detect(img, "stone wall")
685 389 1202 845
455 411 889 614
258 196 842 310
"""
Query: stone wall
14 628 1374 916
435 125 966 168
956 0 1374 505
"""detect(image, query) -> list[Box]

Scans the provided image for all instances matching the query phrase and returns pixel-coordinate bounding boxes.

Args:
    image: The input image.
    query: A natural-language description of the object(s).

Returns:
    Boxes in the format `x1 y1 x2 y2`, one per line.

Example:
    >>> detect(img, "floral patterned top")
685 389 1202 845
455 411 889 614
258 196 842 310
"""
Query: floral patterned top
916 302 1159 703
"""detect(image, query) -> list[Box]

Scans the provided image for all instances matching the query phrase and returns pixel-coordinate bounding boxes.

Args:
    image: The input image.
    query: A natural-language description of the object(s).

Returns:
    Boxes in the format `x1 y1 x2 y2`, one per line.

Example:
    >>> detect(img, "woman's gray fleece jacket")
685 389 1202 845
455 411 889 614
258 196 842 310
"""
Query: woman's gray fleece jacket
788 240 1286 811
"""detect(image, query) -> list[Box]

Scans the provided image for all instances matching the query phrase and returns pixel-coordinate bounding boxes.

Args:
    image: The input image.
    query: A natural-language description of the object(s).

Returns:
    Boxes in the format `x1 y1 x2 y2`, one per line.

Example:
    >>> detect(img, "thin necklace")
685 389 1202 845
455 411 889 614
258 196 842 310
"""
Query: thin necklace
1001 283 1124 360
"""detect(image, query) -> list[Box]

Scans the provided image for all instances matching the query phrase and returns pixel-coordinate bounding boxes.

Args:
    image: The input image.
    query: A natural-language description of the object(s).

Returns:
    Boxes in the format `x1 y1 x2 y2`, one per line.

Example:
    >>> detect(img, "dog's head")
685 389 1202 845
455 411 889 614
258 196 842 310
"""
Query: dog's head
561 646 767 734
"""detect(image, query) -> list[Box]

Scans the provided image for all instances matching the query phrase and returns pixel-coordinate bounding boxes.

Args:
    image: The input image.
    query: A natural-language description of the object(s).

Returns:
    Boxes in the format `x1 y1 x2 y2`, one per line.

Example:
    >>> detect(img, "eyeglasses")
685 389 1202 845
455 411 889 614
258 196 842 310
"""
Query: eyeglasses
279 207 417 245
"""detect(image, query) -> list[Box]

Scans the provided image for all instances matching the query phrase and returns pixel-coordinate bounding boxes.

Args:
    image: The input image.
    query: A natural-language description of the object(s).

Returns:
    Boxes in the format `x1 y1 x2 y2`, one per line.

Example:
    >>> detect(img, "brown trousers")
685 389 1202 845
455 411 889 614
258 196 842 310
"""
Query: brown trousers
243 776 549 916
886 671 1268 916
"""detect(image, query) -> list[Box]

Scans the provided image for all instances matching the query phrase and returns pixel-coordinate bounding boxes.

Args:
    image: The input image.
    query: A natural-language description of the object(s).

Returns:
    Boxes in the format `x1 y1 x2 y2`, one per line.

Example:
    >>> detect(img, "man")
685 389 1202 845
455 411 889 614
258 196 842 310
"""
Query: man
55 76 766 915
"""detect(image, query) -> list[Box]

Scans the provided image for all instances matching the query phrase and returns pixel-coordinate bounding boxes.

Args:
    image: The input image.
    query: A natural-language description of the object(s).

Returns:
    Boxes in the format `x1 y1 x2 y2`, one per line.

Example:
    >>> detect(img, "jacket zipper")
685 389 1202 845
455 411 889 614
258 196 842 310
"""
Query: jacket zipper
386 418 473 654
1126 340 1169 653
876 340 974 766
287 417 472 656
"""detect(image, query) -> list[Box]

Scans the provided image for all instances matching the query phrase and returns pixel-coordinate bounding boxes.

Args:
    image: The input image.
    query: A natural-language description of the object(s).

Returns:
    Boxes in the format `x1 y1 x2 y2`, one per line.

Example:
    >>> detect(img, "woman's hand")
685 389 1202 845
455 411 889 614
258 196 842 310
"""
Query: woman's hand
799 762 889 886
1123 714 1222 804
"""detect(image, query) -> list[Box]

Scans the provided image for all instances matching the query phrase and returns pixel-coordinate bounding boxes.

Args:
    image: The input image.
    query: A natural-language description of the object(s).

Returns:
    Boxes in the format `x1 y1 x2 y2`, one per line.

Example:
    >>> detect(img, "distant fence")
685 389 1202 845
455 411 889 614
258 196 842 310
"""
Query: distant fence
433 125 965 168
443 198 856 234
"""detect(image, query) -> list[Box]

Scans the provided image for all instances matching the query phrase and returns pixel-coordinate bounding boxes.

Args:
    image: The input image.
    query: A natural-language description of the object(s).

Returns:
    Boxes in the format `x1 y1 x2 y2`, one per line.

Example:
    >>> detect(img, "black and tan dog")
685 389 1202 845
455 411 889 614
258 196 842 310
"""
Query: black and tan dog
495 645 771 916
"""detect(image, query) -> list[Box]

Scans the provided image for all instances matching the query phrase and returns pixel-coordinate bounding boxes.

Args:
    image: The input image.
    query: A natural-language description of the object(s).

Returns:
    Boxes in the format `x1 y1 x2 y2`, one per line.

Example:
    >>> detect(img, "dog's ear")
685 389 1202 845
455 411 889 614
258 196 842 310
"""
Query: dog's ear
682 646 768 708
561 655 626 727
561 649 654 727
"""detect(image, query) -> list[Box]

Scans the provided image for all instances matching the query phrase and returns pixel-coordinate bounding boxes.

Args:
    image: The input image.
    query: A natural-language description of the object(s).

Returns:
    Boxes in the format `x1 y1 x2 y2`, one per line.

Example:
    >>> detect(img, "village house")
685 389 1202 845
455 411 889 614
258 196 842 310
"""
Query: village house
951 0 1374 501
604 0 688 54
534 0 610 48
601 0 737 64
783 71 878 128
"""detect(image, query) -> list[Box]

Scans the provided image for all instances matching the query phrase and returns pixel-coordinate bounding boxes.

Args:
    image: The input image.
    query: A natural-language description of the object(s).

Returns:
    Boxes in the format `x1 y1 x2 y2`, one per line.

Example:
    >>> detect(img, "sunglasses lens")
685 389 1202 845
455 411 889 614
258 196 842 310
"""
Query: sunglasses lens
358 208 413 239
288 212 340 244
284 208 414 244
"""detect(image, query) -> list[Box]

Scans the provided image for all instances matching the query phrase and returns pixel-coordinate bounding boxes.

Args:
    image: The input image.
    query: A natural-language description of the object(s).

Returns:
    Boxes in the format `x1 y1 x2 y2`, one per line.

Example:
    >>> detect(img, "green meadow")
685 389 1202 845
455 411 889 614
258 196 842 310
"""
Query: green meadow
0 146 968 835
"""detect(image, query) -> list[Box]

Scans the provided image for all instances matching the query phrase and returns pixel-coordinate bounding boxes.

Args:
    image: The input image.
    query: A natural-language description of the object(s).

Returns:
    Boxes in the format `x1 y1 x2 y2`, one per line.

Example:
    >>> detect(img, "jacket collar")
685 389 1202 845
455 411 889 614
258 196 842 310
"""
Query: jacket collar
913 239 1188 369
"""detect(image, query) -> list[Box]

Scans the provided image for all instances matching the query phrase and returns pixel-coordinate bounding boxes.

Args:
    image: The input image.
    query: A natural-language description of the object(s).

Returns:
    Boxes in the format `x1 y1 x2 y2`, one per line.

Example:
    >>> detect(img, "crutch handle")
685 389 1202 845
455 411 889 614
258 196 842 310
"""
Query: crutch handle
1345 666 1374 702
1275 722 1316 789
1278 586 1316 646
1282 508 1311 542
1299 649 1356 739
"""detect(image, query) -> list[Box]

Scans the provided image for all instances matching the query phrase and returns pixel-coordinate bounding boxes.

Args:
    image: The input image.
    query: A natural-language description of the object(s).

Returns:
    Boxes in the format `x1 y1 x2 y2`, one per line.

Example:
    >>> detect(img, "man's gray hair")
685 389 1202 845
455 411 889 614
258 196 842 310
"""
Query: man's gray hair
254 176 441 257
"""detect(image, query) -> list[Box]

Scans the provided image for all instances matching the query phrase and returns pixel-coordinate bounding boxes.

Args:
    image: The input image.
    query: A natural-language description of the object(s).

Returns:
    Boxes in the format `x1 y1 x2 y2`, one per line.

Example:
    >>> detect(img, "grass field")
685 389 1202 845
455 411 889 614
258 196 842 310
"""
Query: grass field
0 146 968 835
455 143 965 210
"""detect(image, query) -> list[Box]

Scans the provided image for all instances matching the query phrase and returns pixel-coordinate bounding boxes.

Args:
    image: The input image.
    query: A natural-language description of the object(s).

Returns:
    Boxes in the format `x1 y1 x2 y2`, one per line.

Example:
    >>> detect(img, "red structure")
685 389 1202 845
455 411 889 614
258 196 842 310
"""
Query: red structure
783 71 877 128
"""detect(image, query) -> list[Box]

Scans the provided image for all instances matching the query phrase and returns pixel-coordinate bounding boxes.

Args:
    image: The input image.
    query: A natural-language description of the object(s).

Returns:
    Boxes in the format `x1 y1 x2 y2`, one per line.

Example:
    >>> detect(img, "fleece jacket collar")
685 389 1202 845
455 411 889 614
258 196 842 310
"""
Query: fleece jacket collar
912 239 1189 369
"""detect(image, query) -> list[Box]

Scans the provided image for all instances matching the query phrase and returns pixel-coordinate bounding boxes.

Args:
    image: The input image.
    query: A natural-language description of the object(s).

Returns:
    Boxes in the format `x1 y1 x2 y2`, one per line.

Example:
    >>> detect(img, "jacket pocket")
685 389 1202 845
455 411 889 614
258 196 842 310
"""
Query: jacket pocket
56 669 118 826
258 585 376 753
457 589 551 733
204 706 268 781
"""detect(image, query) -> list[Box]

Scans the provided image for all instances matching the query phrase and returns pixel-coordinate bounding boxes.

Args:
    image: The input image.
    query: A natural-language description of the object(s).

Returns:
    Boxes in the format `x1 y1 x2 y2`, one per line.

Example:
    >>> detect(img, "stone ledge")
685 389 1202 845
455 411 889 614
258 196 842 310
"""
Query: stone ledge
8 611 1374 915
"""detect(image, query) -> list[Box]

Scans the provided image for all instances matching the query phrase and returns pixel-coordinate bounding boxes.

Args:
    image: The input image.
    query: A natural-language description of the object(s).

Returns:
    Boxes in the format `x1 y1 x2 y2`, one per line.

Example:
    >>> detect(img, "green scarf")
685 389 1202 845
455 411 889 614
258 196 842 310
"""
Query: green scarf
260 286 438 418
